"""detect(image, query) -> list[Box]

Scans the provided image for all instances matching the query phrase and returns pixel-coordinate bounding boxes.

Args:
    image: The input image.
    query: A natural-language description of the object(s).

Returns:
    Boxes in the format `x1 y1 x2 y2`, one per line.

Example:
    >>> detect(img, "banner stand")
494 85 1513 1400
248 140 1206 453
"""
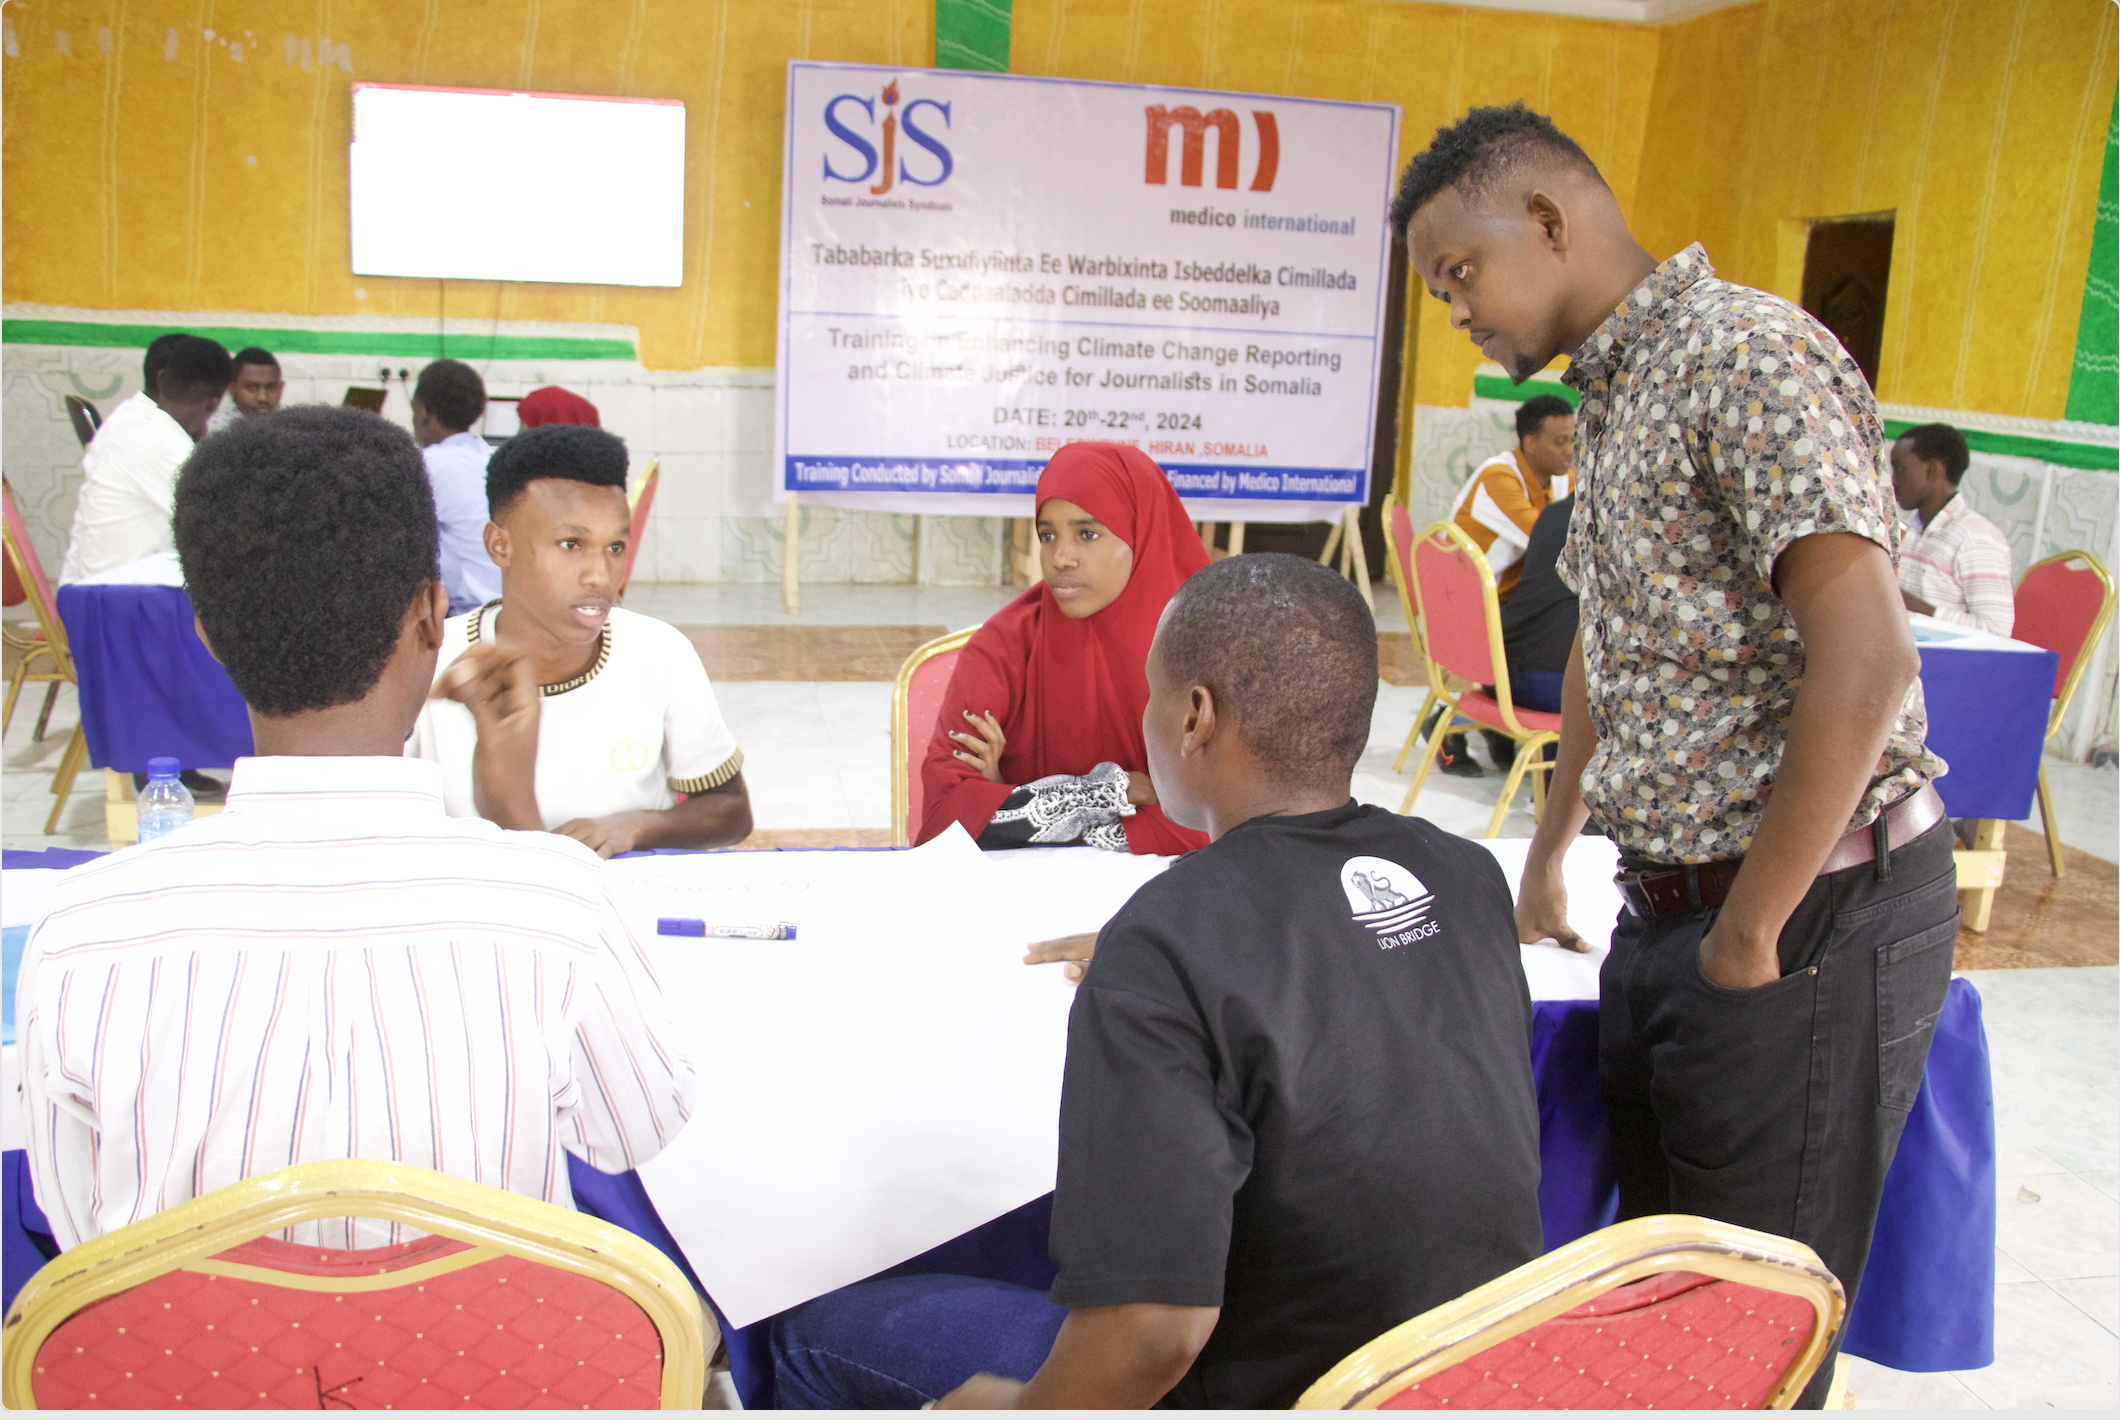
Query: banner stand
1319 507 1375 610
781 492 801 614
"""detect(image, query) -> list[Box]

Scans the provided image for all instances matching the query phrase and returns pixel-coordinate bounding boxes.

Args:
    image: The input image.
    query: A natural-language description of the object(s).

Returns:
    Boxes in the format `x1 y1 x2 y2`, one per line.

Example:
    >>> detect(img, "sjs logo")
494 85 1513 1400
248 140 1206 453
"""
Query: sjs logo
823 78 952 196
1340 856 1438 948
1144 105 1278 192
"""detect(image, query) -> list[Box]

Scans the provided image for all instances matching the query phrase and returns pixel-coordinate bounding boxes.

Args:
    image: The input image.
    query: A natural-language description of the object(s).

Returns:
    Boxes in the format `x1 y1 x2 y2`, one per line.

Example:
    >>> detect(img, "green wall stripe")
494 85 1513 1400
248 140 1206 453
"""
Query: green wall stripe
1470 374 2115 471
1880 419 2117 473
2064 93 2118 426
1472 373 1580 409
935 0 1011 72
1 319 636 362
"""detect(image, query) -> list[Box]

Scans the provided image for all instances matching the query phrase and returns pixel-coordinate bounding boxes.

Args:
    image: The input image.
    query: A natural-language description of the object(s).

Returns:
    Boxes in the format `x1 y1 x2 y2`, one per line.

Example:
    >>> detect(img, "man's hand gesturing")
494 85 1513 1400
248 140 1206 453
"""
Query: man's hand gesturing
432 641 544 830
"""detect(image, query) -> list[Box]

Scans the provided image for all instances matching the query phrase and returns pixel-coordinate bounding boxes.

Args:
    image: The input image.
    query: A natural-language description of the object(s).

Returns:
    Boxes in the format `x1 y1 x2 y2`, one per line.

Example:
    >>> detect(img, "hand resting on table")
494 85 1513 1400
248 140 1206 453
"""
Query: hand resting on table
1024 931 1099 983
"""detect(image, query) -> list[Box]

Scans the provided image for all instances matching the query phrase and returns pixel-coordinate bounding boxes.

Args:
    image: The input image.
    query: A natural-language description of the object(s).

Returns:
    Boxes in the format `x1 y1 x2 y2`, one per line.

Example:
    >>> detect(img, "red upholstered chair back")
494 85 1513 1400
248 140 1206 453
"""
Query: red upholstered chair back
892 627 979 846
2 479 60 621
27 1234 663 1410
2 1160 709 1411
2013 550 2116 706
622 462 660 595
1297 1215 1844 1412
1410 521 1501 688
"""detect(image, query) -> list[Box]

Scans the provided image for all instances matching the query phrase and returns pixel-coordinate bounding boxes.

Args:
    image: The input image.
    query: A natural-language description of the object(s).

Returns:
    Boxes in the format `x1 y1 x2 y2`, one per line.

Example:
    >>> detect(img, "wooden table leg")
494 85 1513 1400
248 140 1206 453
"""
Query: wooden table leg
1951 818 2006 934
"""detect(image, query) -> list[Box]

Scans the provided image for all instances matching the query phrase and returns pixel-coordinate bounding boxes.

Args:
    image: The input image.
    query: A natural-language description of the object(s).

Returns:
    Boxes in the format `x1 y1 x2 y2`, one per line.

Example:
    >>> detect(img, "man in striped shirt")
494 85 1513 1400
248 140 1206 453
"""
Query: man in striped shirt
1890 422 2015 637
17 406 697 1250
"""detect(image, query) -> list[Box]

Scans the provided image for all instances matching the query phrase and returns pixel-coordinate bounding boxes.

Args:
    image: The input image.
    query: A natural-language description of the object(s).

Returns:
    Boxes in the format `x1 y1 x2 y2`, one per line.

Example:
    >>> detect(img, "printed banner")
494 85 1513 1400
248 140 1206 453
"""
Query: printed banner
774 63 1400 521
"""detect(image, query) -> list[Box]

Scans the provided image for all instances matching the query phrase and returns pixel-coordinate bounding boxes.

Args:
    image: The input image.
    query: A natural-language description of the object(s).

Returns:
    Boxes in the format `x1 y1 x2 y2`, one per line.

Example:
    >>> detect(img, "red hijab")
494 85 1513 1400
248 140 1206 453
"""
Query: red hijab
917 442 1210 855
516 386 601 428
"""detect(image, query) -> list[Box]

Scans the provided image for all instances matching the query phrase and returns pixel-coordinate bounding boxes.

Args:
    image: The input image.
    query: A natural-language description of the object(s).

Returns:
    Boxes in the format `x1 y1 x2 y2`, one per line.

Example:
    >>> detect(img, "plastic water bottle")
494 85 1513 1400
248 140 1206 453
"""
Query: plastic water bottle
136 757 194 845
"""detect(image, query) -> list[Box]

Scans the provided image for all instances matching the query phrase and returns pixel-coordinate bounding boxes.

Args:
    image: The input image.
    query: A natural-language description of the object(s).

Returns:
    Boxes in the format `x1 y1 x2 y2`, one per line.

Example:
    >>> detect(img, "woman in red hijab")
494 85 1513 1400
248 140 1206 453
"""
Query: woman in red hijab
917 442 1210 856
516 386 601 429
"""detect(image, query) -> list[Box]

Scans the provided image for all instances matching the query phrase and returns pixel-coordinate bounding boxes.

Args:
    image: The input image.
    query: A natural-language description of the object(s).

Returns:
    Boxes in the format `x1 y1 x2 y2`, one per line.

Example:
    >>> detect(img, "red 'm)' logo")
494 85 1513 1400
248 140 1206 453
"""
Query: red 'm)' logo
1144 105 1278 192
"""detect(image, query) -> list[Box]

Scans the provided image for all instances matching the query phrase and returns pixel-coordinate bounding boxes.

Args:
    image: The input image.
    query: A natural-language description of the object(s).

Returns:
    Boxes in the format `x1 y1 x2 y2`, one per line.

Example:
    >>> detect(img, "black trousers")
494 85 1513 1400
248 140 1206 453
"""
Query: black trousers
1599 819 1958 1408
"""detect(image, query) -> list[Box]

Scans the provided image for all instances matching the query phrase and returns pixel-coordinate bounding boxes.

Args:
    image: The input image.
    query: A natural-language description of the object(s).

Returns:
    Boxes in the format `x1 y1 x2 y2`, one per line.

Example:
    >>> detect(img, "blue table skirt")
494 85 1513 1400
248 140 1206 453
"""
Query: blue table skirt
2 906 1995 1403
1918 641 2059 822
54 582 253 772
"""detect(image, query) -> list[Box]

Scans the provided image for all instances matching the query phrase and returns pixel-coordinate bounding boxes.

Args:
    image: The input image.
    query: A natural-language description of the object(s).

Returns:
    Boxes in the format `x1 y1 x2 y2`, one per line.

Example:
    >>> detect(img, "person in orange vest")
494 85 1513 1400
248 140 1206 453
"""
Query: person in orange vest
1425 393 1576 773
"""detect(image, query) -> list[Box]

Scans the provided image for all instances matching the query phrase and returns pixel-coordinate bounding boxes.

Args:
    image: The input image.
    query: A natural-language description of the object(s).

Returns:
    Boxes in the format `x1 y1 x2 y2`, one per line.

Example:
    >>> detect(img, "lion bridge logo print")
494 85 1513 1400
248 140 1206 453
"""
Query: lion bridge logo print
1340 856 1439 949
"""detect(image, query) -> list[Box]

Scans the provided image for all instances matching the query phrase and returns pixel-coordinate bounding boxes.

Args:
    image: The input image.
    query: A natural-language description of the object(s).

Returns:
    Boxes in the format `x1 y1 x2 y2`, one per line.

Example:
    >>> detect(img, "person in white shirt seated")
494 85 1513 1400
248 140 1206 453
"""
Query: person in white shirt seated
205 345 285 433
1889 422 2016 637
408 423 753 856
412 357 503 615
58 333 232 583
16 405 697 1250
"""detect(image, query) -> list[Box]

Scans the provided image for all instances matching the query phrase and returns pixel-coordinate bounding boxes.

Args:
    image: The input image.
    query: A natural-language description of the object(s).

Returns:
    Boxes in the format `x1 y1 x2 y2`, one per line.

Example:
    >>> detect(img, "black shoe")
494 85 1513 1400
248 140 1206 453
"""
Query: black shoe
1480 728 1517 770
1437 733 1483 777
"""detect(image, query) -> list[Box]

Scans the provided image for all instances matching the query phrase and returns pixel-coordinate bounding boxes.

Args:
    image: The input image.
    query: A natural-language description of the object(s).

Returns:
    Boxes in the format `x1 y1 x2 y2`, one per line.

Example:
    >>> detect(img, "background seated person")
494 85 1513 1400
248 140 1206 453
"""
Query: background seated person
1476 491 1579 770
407 424 751 856
59 333 233 583
412 357 503 615
17 406 696 1250
1428 393 1577 772
207 345 285 433
920 441 1210 855
774 554 1544 1410
1890 421 2014 636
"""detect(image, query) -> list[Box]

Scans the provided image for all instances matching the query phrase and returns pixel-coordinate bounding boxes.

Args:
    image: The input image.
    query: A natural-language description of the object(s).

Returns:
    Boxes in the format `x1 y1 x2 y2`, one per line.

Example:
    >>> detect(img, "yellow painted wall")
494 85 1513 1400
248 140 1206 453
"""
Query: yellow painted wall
0 0 930 369
1632 0 2117 418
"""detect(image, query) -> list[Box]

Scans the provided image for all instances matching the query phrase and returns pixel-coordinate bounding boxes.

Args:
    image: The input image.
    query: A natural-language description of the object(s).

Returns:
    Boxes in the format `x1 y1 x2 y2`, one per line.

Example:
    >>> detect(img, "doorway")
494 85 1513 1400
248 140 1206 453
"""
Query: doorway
1801 214 1895 389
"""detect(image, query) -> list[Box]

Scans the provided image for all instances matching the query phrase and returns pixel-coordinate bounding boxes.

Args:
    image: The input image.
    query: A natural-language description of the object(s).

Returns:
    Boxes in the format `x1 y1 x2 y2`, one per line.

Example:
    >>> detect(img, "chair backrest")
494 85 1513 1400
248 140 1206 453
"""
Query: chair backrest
892 626 980 846
2013 549 2116 719
1 480 71 667
3 1159 709 1411
622 459 660 595
64 395 101 448
1297 1215 1844 1411
1409 520 1503 688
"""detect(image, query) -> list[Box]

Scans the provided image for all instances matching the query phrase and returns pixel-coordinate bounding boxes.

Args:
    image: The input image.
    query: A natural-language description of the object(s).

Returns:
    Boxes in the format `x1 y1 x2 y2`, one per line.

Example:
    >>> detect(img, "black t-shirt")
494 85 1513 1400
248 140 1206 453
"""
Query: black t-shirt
1048 801 1543 1408
1499 494 1580 673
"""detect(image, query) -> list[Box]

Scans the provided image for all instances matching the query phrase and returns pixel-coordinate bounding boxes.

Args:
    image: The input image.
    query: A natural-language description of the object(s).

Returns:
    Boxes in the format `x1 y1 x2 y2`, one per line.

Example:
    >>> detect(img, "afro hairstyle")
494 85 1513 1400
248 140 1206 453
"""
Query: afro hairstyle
174 405 440 718
1898 423 1970 485
158 334 235 393
1390 102 1604 237
1515 393 1576 441
1155 552 1378 787
485 423 631 518
413 358 487 432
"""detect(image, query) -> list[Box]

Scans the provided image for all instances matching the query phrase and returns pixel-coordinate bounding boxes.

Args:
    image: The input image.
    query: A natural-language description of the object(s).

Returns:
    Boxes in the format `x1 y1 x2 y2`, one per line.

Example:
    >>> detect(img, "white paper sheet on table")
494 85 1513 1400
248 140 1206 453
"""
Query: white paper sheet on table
602 828 1628 1328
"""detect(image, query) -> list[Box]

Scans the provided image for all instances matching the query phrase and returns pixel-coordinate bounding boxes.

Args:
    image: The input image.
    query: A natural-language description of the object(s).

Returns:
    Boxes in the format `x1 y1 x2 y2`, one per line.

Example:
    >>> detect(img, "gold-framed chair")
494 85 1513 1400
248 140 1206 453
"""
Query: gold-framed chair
2 1158 712 1410
1402 520 1560 836
1382 494 1444 776
2 479 91 833
2010 548 2117 877
1296 1214 1846 1411
621 457 661 596
890 625 980 847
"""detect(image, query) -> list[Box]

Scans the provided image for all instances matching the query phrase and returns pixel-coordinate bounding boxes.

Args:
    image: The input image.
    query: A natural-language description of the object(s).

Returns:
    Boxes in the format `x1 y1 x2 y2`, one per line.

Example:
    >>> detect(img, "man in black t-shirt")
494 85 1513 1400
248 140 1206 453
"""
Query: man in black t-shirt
770 554 1543 1410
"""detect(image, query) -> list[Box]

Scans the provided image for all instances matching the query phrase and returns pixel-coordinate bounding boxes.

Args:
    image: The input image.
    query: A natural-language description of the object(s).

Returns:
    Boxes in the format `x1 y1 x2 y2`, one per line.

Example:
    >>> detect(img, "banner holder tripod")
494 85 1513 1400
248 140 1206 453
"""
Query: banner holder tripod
781 492 801 614
1317 507 1375 610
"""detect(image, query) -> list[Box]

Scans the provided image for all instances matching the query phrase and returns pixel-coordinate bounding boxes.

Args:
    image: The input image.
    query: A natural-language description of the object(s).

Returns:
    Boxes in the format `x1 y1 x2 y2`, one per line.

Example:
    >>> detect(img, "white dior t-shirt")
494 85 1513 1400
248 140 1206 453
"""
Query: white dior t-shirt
408 603 743 829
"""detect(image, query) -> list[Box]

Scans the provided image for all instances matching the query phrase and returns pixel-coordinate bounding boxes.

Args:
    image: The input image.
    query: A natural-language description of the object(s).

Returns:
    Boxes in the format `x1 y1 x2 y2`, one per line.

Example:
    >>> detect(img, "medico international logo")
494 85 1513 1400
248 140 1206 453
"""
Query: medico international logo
1340 856 1438 949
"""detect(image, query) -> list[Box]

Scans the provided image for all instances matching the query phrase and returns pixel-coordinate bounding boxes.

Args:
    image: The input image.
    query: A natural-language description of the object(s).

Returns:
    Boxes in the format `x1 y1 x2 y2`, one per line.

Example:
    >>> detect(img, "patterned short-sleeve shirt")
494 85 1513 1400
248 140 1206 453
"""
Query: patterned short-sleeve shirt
1559 244 1944 865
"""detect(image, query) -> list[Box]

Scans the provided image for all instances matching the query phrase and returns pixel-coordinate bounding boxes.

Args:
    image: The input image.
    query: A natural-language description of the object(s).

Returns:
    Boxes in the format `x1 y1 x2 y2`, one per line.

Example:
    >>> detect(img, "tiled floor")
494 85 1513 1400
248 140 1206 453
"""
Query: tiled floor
5 579 2116 1406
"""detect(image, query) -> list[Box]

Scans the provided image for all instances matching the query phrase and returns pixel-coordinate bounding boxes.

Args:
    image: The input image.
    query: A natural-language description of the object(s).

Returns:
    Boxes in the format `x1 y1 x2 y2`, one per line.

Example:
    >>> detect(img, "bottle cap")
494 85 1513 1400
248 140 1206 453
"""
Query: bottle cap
146 757 180 779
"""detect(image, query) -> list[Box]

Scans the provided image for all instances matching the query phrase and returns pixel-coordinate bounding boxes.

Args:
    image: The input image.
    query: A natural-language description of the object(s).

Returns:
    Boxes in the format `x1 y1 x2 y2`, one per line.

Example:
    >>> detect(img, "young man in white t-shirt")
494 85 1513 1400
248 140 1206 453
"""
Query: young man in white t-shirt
407 424 753 855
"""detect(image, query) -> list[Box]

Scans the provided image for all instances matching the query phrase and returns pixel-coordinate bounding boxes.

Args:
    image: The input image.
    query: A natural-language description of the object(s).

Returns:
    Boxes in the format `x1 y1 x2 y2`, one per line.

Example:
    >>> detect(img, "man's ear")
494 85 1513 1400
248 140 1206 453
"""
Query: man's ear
414 579 448 649
484 519 510 568
193 614 222 665
1527 190 1569 253
1182 684 1220 757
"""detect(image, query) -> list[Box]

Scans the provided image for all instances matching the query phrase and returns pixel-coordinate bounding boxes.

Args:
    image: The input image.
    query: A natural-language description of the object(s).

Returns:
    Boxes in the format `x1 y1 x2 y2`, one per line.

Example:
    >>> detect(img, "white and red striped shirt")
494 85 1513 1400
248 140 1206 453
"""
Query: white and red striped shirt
1899 493 2016 637
16 756 697 1251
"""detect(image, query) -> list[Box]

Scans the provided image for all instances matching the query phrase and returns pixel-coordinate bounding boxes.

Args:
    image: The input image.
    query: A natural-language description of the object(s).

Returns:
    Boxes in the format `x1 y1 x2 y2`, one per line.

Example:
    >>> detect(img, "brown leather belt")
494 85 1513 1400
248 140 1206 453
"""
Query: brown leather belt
1614 783 1947 920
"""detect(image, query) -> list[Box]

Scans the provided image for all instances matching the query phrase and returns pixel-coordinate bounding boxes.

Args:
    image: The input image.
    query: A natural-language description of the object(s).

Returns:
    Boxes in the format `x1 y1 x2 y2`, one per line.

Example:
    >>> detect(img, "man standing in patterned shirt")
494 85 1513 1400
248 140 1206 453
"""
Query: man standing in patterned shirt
1394 104 1956 1407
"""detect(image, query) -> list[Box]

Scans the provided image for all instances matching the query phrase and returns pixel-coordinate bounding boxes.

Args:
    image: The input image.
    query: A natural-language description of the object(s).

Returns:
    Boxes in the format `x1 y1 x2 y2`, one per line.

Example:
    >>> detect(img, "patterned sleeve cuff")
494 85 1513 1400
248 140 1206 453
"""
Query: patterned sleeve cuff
669 748 744 794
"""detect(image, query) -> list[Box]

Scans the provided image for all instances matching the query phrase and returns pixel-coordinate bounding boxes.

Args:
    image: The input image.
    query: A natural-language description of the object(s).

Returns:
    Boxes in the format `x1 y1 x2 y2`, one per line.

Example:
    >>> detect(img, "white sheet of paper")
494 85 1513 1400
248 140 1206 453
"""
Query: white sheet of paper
605 829 1636 1327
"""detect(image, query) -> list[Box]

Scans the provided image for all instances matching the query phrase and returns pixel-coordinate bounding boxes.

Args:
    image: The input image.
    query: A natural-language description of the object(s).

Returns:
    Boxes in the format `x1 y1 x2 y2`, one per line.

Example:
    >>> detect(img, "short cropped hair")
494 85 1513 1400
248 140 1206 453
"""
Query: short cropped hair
1157 553 1378 786
160 335 235 392
413 358 486 432
1391 102 1604 236
486 424 631 518
1899 423 1970 485
143 332 186 389
232 346 280 372
1515 394 1575 441
174 406 439 717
